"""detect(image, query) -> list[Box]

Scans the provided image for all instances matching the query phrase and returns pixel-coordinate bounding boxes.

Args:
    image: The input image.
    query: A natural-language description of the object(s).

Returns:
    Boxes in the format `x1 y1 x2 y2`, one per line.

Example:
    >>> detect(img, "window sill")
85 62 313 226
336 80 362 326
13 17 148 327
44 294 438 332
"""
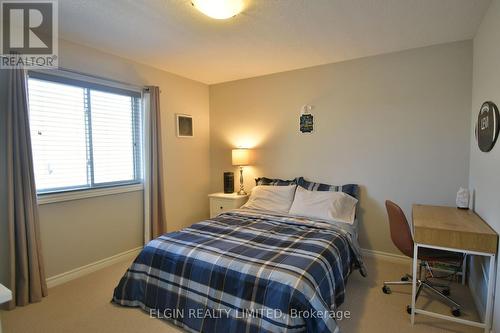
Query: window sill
37 184 144 205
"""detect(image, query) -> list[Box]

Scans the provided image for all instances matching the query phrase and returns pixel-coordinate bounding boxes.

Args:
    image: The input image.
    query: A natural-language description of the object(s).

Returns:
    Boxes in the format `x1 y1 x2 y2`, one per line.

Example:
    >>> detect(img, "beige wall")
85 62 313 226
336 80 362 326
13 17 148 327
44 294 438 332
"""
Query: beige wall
0 39 210 282
38 192 143 278
468 0 500 328
209 41 472 254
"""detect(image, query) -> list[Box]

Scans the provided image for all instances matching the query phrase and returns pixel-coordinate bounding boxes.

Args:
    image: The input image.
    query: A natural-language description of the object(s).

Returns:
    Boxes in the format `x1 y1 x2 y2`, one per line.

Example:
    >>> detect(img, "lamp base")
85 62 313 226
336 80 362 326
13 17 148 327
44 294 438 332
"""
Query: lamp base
237 166 247 195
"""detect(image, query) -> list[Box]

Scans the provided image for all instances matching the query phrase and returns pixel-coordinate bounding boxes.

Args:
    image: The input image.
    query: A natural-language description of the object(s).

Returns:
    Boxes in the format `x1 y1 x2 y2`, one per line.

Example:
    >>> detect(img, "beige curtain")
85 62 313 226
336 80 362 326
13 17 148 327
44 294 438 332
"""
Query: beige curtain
147 86 166 239
6 68 47 308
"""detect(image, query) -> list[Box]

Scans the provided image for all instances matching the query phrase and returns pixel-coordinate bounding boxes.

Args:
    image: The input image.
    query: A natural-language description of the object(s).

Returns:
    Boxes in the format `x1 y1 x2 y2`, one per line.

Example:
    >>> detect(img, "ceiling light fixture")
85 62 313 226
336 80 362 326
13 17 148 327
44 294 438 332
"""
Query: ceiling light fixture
191 0 245 20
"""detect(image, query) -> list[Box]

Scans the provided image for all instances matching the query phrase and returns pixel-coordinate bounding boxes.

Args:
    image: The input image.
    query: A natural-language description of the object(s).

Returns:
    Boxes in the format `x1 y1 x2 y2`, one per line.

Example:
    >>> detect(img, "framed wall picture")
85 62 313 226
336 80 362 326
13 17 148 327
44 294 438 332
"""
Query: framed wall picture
176 114 193 137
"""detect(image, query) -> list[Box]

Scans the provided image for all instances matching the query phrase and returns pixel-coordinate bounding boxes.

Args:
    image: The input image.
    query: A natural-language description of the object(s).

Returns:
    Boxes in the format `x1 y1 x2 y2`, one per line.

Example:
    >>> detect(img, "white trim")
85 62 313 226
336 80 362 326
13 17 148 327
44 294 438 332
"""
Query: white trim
361 248 411 265
37 184 144 205
28 67 143 93
46 246 142 288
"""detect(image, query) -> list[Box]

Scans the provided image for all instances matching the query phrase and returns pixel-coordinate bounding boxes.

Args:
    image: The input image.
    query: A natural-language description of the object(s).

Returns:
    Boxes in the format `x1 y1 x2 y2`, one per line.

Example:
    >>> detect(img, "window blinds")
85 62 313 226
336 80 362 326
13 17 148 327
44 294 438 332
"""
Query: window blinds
27 73 142 193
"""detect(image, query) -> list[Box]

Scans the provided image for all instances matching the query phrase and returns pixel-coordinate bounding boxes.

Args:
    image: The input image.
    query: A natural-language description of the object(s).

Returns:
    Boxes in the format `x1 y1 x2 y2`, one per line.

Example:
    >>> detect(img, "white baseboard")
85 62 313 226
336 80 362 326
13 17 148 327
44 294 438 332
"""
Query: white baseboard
46 246 142 288
361 248 411 265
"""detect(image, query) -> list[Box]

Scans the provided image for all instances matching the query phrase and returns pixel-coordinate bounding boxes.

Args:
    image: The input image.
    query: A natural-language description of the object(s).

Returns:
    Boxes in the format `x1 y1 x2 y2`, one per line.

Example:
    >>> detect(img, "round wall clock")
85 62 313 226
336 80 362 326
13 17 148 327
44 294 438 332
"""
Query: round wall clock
475 101 499 152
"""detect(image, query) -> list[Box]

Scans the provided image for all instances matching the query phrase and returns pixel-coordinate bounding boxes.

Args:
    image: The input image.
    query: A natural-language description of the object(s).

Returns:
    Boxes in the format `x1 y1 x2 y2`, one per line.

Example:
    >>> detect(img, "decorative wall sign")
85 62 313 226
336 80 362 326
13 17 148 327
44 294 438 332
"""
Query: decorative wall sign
176 114 193 137
475 101 499 152
300 105 314 133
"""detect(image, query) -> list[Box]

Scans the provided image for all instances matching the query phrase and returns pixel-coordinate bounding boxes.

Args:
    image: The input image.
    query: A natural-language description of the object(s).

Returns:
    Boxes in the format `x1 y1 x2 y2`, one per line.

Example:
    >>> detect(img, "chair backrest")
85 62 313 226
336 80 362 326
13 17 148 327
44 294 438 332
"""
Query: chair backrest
385 200 414 258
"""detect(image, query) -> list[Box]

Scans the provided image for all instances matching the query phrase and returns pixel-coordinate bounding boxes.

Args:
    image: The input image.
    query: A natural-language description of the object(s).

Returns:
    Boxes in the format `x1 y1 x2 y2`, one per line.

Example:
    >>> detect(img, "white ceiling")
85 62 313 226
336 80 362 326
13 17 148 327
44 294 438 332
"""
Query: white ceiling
59 0 491 84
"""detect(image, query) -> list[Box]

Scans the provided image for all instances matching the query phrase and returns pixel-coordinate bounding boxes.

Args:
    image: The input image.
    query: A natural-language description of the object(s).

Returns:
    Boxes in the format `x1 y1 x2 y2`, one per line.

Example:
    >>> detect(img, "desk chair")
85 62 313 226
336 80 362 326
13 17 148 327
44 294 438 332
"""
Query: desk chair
382 200 463 317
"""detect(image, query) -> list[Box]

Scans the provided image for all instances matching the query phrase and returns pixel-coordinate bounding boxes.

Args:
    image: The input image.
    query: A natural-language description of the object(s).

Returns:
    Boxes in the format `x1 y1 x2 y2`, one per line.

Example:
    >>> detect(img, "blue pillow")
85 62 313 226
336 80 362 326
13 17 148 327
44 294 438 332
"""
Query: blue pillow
296 177 359 199
255 177 297 186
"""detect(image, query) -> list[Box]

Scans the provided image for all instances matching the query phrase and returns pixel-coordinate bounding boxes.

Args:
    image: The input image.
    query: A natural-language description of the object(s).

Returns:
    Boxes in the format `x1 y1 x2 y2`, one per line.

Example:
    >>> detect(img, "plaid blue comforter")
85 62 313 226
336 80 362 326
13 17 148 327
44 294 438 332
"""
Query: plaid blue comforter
112 209 366 333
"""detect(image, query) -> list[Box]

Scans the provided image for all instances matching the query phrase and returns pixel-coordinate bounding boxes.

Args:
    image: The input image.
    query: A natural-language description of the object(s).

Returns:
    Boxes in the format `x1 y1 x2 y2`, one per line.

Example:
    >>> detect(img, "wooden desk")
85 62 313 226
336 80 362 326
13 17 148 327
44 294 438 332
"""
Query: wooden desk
410 205 498 333
413 204 498 253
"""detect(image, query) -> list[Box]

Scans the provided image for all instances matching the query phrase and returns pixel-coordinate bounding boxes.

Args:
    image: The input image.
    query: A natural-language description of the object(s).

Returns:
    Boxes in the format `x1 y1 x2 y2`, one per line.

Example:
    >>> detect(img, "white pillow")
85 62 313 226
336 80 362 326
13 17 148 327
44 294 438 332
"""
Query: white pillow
289 186 358 224
242 185 297 213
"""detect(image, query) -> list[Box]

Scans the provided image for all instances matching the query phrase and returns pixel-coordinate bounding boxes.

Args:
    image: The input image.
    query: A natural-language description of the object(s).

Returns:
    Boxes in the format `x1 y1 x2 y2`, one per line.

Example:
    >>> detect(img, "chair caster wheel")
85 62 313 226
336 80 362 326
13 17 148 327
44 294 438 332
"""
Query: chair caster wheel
442 288 450 296
452 308 461 317
406 305 412 314
382 286 391 294
401 276 409 281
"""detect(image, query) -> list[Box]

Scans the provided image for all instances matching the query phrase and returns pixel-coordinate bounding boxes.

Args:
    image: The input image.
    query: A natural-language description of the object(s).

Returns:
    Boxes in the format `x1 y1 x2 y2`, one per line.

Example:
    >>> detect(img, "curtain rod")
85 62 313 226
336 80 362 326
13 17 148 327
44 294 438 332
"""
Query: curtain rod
47 66 161 93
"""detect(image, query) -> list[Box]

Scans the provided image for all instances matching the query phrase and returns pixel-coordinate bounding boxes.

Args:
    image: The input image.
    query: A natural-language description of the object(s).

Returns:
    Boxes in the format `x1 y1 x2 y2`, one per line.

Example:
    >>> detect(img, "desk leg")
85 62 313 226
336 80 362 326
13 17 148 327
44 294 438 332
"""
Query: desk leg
484 254 496 333
411 244 418 325
461 255 467 285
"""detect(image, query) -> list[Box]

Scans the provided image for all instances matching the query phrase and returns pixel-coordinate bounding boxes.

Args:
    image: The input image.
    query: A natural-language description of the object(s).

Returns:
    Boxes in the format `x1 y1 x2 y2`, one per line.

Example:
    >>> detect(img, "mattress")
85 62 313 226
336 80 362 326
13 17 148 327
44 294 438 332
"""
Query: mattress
112 209 366 333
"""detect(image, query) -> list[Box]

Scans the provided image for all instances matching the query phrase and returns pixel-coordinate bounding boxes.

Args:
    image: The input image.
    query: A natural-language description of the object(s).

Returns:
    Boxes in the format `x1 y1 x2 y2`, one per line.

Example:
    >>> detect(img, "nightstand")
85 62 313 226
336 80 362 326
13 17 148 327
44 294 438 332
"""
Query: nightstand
0 284 12 333
209 193 249 218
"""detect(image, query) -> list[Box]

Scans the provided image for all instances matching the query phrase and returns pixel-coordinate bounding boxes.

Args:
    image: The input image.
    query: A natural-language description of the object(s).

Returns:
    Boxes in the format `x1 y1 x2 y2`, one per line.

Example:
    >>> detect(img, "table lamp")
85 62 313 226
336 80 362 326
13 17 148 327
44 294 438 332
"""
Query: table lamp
232 148 251 195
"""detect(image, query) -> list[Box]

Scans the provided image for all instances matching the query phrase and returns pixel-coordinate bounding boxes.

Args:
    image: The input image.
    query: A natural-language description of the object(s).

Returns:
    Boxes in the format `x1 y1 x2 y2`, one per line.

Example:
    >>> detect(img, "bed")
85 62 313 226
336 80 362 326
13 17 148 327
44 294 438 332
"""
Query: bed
112 207 366 333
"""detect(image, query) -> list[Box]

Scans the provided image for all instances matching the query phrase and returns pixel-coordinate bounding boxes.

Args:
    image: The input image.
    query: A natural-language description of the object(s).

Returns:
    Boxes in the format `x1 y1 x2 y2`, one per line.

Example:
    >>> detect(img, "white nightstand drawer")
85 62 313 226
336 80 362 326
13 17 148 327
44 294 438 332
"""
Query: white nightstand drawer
209 193 249 218
210 199 234 216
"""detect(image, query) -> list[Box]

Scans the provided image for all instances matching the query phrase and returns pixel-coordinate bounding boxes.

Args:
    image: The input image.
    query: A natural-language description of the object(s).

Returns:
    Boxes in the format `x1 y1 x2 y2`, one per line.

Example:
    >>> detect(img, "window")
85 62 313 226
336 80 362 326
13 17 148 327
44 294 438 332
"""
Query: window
27 72 142 194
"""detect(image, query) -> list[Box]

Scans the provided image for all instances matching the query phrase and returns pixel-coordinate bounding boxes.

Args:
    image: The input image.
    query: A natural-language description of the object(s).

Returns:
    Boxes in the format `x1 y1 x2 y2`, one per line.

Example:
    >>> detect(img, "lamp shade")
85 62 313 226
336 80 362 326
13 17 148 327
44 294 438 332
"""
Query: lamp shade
232 148 251 166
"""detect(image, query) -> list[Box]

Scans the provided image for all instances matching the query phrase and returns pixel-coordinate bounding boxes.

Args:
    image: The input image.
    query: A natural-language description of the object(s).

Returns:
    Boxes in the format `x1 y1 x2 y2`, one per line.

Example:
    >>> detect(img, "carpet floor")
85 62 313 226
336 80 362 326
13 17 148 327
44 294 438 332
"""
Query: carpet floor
2 256 482 333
